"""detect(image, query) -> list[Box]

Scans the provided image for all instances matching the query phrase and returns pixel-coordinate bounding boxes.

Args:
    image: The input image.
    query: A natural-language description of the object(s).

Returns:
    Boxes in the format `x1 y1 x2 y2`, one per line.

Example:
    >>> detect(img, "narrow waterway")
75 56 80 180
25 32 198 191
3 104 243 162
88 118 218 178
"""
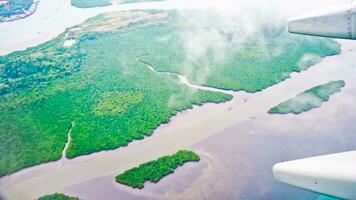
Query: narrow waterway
137 55 236 95
0 0 355 199
62 122 75 160
1 40 356 200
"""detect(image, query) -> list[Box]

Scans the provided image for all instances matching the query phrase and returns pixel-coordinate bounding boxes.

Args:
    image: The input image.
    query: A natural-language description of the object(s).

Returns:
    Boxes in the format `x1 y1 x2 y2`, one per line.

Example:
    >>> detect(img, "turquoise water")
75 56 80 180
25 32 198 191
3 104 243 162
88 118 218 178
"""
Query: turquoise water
317 195 340 200
0 0 34 17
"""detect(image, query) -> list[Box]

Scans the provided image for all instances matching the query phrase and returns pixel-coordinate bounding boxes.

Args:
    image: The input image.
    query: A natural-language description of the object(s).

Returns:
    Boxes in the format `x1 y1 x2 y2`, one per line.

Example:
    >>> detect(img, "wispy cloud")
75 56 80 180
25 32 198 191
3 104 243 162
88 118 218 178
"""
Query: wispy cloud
173 0 345 85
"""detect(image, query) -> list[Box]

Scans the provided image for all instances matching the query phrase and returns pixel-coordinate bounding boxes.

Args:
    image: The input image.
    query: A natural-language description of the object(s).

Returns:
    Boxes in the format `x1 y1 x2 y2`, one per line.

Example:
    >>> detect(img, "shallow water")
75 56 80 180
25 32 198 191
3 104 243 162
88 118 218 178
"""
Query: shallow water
1 0 355 199
0 41 356 199
58 75 356 199
95 50 356 200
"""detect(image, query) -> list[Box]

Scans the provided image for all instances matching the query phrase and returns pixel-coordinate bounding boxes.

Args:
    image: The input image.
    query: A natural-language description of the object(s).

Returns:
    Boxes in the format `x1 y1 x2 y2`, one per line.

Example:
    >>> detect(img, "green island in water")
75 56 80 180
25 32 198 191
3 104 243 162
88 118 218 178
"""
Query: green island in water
38 193 79 200
0 10 340 177
71 0 164 8
268 80 345 114
116 150 200 189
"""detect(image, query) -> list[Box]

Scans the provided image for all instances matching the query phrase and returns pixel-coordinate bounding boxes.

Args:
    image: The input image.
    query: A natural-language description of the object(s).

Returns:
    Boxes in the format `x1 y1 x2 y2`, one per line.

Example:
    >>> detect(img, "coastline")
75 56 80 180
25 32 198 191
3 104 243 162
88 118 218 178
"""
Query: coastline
0 0 355 199
0 0 39 23
0 0 213 56
0 0 345 56
58 40 356 200
1 39 356 200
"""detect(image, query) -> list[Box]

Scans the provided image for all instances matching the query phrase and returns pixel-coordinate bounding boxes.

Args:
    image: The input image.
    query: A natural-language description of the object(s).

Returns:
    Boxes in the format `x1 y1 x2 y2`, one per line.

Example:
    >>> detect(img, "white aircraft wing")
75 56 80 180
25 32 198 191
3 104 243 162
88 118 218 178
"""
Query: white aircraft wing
288 1 356 39
273 2 356 199
273 151 356 199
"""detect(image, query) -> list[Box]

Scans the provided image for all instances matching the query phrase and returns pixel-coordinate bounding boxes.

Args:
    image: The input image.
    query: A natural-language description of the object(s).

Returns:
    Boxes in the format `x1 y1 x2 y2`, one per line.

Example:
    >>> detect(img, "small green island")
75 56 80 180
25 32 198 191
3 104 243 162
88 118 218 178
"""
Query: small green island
71 0 163 8
0 10 341 177
38 193 79 200
268 80 345 115
116 150 200 189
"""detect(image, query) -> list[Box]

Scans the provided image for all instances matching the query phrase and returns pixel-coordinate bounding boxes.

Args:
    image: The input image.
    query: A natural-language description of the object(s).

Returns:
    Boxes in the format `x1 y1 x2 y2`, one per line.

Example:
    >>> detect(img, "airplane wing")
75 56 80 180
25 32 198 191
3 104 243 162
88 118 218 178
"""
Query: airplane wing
273 151 356 199
288 1 356 40
273 2 356 199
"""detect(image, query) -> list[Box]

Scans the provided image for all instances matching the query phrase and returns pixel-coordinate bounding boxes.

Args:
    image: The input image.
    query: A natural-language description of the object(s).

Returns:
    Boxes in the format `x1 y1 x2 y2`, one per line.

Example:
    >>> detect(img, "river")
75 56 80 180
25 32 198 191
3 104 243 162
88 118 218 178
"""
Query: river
0 0 355 199
1 40 356 199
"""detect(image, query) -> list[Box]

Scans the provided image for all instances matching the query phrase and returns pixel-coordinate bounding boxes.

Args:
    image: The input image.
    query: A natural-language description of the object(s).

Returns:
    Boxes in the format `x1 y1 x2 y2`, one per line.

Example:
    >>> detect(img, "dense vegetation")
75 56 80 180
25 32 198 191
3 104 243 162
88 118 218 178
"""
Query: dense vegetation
38 193 79 200
268 80 345 114
0 11 232 176
0 37 84 95
71 0 163 8
0 10 341 177
116 150 200 189
140 12 341 92
93 92 144 116
0 0 33 17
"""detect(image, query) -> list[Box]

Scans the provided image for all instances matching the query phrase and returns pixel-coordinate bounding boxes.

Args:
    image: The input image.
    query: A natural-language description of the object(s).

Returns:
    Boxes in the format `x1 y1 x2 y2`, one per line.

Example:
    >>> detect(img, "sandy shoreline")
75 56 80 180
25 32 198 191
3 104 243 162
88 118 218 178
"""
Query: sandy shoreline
1 39 356 200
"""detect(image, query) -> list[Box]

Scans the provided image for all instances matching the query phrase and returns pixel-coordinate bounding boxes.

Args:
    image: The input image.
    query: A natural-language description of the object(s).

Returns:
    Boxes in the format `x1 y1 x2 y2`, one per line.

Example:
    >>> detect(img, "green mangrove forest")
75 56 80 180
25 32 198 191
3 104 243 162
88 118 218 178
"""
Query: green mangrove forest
268 80 345 114
38 193 79 200
0 10 340 177
116 150 200 189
